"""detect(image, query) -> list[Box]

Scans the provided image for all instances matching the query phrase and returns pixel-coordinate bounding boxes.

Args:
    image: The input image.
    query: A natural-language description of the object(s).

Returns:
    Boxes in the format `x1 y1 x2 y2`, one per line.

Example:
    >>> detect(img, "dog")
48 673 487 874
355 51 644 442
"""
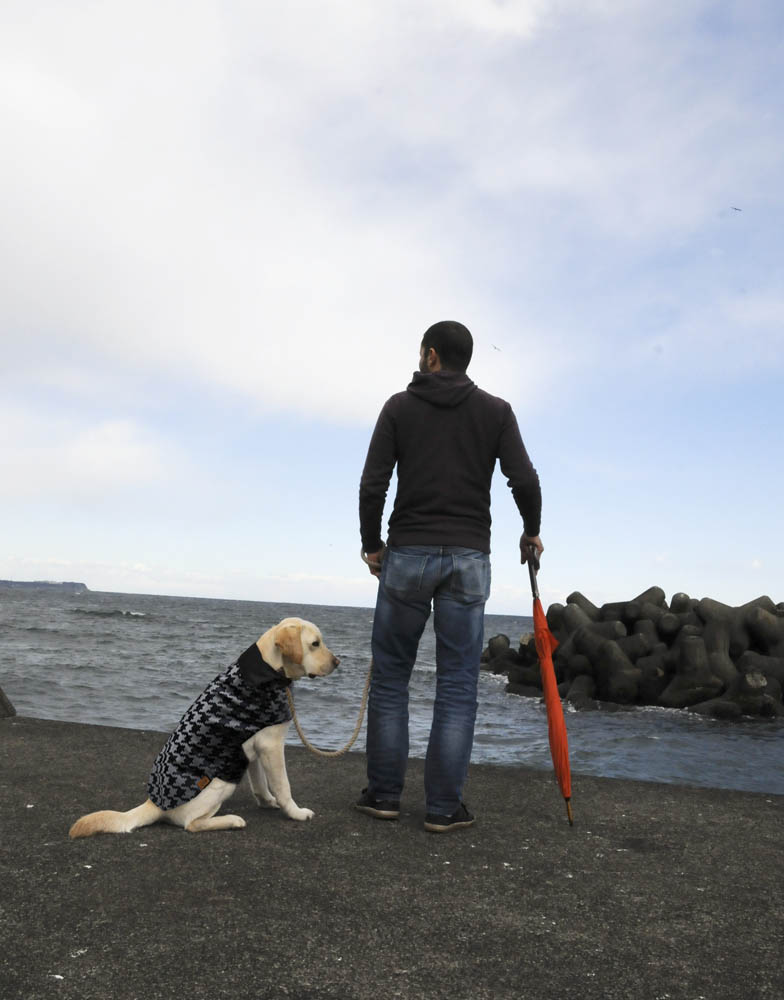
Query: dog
69 617 339 837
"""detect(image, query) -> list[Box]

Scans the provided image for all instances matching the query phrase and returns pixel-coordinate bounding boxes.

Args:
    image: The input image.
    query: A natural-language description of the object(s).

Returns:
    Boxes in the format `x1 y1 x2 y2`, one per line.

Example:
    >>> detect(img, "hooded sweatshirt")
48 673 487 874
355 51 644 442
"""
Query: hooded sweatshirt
359 371 541 554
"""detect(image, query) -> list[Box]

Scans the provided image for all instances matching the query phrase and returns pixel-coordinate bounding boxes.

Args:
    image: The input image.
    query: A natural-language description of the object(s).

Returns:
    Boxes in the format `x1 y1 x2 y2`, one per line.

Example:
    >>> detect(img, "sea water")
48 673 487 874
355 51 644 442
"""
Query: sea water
1 588 782 795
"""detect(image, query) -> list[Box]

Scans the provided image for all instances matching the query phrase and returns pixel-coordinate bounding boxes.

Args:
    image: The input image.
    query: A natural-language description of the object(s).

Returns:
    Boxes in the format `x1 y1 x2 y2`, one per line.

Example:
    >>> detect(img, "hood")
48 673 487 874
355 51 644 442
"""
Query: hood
406 371 477 408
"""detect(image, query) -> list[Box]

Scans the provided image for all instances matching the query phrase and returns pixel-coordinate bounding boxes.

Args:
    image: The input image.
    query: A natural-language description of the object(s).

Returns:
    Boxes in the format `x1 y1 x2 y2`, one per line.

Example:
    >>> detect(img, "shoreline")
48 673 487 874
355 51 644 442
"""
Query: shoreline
4 689 783 797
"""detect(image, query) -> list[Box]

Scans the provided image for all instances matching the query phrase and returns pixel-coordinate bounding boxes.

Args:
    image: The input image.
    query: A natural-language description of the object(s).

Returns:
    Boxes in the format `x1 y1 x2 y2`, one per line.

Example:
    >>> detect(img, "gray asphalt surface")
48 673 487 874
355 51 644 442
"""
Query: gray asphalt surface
1 715 782 1000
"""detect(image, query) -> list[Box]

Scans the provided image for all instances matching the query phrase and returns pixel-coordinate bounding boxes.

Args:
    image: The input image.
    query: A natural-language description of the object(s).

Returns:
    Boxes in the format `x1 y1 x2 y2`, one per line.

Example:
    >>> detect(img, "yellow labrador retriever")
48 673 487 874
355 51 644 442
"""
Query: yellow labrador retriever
69 618 338 838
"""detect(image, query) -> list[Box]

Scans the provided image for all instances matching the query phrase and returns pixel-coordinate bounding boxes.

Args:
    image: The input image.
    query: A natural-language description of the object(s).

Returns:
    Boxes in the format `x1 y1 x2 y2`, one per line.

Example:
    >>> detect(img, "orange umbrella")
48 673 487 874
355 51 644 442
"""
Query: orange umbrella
526 548 574 825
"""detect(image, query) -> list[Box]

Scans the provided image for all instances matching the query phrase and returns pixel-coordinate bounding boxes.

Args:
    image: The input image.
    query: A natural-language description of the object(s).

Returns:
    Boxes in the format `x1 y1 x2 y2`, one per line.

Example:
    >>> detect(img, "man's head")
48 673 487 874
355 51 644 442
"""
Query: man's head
419 320 473 374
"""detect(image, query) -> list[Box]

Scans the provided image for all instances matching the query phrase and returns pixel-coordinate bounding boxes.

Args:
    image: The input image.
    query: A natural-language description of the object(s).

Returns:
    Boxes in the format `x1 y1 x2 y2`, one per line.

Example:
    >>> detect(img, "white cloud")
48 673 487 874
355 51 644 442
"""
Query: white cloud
1 1 783 615
0 550 381 605
0 553 226 598
3 0 781 431
0 407 180 501
625 284 784 377
64 420 169 488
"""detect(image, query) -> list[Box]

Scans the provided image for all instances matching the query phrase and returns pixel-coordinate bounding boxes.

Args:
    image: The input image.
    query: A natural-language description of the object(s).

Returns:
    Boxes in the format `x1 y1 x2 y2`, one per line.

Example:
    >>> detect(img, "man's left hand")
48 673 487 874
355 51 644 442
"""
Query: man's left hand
520 534 544 565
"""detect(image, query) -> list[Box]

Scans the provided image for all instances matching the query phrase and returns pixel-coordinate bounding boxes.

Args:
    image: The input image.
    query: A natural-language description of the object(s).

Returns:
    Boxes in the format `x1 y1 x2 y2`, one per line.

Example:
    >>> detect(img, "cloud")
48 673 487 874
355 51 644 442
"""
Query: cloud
0 550 380 605
0 553 228 598
0 406 180 502
1 0 782 436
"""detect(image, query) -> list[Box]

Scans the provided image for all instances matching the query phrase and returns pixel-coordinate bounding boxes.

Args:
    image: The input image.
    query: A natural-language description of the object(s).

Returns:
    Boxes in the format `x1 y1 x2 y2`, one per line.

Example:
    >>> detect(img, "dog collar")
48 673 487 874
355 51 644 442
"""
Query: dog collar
236 642 292 688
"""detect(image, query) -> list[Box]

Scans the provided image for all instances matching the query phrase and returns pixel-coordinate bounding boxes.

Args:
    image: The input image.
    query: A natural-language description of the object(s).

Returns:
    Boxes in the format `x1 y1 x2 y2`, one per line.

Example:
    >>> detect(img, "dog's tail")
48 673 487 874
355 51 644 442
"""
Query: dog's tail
69 798 163 839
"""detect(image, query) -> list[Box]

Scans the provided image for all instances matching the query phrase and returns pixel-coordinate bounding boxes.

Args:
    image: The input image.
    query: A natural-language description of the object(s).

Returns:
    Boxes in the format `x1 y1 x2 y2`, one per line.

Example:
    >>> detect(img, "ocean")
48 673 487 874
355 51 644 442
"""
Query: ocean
1 587 782 796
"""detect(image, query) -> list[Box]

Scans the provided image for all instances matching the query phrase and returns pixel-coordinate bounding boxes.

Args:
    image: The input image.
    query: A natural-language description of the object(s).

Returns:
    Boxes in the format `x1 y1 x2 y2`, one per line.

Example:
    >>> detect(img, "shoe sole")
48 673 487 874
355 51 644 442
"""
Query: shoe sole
423 818 475 833
354 804 400 820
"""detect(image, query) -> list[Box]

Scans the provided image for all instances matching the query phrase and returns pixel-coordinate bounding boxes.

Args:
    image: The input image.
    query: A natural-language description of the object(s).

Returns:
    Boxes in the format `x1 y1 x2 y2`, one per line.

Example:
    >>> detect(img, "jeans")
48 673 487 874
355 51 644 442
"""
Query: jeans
366 545 491 816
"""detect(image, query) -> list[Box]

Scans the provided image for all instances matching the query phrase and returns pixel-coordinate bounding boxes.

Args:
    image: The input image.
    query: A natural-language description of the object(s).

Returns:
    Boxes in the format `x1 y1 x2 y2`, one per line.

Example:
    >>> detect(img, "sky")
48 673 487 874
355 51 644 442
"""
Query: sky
1 1 782 615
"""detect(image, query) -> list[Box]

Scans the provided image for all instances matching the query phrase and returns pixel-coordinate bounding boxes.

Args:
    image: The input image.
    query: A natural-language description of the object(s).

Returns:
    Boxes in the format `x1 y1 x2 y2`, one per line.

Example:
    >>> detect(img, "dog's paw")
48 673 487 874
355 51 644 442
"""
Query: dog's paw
287 806 314 822
254 795 280 810
225 815 247 829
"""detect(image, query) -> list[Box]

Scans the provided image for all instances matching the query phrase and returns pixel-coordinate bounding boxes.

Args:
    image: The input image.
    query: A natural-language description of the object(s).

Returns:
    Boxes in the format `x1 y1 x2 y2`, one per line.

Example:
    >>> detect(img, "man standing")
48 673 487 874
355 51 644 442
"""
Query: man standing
357 320 543 832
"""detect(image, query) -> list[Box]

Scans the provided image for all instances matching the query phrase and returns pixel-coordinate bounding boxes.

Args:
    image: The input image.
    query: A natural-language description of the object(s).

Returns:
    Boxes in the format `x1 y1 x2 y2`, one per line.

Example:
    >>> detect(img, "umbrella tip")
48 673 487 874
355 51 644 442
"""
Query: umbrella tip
566 800 574 826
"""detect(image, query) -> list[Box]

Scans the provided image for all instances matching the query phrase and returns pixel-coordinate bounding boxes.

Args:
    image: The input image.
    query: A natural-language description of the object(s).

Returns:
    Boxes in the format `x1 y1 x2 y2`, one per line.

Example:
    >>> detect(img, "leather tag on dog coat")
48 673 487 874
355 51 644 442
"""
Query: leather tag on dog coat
197 776 211 790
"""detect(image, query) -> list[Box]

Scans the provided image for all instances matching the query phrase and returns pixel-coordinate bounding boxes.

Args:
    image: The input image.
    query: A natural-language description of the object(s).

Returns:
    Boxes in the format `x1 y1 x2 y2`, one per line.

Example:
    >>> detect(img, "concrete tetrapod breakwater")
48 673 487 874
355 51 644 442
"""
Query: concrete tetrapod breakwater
483 587 784 719
0 685 16 718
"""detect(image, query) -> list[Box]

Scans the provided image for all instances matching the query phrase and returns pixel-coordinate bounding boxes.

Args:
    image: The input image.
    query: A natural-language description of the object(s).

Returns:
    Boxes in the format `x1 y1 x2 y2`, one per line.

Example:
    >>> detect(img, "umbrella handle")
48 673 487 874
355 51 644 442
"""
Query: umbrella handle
525 543 540 599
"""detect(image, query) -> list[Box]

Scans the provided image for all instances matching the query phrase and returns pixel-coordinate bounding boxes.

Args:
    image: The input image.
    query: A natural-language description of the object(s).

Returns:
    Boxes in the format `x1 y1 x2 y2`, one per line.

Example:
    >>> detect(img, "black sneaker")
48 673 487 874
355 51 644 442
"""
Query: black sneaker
354 788 400 820
424 803 475 833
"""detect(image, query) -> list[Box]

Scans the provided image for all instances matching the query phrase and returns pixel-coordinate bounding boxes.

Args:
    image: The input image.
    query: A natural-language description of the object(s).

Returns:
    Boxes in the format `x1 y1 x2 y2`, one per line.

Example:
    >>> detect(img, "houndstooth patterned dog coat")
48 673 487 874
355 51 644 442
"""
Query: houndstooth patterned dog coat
147 643 291 810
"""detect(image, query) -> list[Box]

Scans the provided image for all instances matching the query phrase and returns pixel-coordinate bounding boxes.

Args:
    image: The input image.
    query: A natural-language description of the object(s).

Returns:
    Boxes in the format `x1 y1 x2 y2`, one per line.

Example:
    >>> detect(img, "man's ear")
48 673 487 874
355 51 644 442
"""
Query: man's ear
275 624 303 664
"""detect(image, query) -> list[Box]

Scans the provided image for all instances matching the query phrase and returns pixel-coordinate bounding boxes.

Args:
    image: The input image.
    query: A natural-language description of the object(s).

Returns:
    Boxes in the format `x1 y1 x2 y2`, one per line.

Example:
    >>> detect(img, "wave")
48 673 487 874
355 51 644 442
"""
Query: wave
70 608 147 620
0 624 61 635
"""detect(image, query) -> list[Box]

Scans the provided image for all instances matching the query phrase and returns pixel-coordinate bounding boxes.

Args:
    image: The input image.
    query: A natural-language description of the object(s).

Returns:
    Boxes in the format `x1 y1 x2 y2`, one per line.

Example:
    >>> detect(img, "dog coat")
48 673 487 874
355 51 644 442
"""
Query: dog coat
147 643 292 810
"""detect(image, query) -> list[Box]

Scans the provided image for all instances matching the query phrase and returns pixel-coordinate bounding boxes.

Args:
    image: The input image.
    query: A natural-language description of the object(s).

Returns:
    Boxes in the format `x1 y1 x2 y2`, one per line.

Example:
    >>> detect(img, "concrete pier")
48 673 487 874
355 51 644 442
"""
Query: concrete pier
1 715 782 999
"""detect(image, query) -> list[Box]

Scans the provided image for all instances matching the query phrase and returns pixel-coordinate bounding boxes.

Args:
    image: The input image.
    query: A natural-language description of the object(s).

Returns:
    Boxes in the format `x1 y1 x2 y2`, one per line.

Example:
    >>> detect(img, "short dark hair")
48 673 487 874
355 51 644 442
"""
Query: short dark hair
421 320 473 372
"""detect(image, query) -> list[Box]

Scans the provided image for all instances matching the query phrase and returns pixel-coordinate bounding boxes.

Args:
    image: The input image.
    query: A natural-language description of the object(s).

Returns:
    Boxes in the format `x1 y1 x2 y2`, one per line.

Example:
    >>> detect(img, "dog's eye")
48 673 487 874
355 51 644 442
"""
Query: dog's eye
311 640 321 648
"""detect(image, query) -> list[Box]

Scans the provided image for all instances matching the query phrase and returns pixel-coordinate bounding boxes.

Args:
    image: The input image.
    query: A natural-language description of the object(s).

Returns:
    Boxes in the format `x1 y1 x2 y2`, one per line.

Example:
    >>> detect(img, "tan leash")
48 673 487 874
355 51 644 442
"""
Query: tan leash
286 661 372 759
288 544 382 759
360 542 385 572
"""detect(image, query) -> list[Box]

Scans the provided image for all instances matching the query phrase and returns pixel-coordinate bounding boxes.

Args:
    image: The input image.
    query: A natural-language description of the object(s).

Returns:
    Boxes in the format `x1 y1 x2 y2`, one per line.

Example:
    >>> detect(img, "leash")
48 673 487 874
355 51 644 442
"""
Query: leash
286 661 372 758
288 545 382 758
360 542 385 571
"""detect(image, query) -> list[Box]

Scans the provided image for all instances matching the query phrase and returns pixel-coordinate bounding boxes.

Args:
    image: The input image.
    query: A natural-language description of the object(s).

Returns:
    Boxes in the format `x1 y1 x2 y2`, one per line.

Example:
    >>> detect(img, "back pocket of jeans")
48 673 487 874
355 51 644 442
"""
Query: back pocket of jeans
449 553 491 599
383 550 428 594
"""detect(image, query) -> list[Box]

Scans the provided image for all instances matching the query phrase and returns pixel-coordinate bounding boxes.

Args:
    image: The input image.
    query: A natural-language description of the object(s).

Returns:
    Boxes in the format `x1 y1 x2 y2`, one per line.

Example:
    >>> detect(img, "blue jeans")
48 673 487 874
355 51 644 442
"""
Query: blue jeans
366 545 491 816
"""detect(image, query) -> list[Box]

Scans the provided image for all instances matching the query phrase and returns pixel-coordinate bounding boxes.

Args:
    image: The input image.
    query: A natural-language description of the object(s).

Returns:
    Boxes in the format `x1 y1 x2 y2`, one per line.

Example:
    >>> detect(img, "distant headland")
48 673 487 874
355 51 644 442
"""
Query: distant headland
0 580 90 594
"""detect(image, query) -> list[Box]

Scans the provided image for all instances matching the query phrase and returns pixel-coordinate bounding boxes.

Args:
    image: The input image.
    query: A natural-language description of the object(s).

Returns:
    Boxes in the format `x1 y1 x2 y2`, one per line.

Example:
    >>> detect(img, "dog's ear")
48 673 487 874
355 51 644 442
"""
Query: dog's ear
275 624 303 664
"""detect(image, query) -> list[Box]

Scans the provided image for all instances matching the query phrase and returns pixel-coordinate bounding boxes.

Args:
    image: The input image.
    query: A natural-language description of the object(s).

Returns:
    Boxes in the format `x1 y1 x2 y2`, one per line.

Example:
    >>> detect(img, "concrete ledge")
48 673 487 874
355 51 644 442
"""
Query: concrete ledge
1 715 782 1000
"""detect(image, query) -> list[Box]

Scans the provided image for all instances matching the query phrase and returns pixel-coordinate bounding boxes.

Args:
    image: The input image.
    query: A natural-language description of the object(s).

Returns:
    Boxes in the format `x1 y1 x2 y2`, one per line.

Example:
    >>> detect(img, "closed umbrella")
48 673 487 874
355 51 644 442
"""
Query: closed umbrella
526 547 574 825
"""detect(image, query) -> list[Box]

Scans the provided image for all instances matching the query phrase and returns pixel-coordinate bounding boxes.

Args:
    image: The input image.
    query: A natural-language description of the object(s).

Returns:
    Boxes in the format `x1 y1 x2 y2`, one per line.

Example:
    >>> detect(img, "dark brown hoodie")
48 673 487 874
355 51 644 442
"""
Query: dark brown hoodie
359 370 541 554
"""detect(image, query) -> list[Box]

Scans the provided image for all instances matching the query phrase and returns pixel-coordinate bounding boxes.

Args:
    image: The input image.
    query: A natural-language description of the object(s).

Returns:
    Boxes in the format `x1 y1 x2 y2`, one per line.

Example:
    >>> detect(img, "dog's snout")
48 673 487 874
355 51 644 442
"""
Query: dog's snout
332 656 340 668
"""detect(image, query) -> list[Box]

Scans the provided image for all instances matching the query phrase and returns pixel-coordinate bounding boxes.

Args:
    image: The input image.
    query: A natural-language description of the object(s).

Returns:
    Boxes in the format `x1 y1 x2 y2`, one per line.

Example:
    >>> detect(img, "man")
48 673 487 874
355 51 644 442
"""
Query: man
356 320 543 832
